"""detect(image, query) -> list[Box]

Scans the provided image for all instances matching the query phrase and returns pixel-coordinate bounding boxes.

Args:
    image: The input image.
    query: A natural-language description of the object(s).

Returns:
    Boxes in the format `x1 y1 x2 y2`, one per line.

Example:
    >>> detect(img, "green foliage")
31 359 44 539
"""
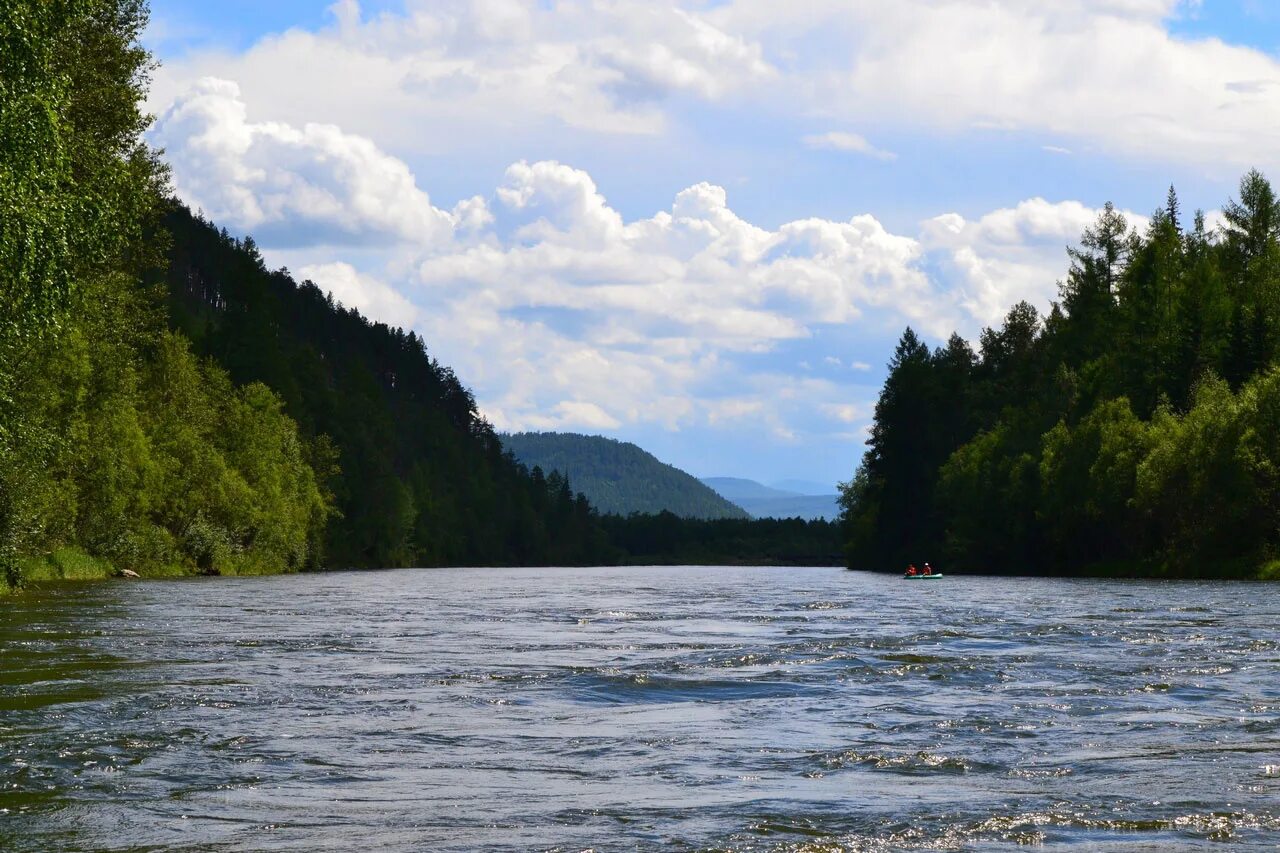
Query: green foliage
935 424 1040 570
11 299 332 579
1037 399 1153 566
1 1 327 589
163 207 626 569
1135 371 1280 570
501 432 749 520
21 548 114 581
843 174 1280 578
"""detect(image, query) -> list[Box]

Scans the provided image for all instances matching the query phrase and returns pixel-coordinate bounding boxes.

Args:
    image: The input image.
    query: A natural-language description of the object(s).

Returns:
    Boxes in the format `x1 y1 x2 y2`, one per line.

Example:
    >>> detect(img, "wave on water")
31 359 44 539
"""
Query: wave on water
2 566 1279 851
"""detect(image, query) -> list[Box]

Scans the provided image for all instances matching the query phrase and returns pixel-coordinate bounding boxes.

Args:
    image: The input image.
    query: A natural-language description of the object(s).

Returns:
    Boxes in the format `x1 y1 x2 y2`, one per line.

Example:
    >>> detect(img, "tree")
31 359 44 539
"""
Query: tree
0 0 162 588
1221 169 1280 334
1057 204 1132 368
844 173 1280 578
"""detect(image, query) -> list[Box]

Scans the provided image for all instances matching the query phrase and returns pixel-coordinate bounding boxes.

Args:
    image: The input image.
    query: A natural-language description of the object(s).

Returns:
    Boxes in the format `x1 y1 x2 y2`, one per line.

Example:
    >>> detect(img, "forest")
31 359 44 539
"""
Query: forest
841 182 1280 579
0 0 835 592
164 206 617 570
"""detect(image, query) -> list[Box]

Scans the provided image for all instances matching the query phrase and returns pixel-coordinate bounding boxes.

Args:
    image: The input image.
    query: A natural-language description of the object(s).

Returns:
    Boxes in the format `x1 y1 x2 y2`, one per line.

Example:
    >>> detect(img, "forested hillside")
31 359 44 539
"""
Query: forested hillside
0 0 616 591
842 181 1280 579
164 210 616 568
0 1 333 589
502 432 748 519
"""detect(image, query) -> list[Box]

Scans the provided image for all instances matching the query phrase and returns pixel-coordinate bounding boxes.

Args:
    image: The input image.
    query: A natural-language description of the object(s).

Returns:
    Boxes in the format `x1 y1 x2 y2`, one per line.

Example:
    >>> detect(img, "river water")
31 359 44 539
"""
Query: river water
1 566 1278 851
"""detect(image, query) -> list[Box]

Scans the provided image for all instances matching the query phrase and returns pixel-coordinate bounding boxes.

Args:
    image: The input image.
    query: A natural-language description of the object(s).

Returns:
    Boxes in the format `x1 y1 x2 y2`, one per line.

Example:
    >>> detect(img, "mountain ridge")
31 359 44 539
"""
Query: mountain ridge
701 477 841 521
501 433 749 520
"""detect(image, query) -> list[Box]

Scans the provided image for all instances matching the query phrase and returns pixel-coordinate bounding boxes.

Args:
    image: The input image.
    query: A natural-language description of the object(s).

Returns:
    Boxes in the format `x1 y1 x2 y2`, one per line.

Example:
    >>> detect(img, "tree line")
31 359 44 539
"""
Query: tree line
841 179 1280 579
0 1 340 588
0 0 837 591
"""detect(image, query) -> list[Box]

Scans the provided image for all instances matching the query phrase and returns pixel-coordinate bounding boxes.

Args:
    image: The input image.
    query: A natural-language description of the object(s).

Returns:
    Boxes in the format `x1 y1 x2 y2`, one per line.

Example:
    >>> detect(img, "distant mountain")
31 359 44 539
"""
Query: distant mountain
701 477 798 501
738 495 842 522
502 433 750 520
701 477 841 521
771 479 835 496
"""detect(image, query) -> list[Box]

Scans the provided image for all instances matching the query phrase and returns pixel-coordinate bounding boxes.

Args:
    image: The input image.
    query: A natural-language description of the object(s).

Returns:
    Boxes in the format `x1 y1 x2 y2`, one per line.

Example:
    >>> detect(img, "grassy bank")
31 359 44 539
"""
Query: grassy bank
18 549 120 583
1 547 303 594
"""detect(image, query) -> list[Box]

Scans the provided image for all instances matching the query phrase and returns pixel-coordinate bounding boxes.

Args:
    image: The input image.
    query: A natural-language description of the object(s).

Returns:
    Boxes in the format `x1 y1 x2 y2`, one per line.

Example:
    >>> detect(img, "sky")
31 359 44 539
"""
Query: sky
143 0 1280 490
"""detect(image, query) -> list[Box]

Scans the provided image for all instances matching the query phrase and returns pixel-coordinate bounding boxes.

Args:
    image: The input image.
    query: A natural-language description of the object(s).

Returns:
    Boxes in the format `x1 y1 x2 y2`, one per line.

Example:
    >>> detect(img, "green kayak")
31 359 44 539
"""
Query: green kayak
902 573 944 579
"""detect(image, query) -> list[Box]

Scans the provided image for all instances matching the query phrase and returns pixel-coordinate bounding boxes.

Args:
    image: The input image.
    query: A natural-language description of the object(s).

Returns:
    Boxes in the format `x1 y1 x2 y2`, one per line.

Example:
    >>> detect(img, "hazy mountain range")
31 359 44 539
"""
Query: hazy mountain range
500 433 840 522
501 433 749 520
700 478 841 522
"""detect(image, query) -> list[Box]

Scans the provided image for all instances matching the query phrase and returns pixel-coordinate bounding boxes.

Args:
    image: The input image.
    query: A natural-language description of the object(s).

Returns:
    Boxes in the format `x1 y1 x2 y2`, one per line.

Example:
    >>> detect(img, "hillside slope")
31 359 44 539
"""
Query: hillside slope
502 433 749 519
164 207 615 568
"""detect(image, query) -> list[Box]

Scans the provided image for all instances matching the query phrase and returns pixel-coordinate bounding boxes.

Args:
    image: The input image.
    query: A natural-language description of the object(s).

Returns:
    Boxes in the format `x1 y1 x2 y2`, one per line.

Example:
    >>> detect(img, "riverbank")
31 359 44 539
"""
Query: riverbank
1049 557 1280 581
3 547 301 594
852 558 1280 581
7 550 1274 597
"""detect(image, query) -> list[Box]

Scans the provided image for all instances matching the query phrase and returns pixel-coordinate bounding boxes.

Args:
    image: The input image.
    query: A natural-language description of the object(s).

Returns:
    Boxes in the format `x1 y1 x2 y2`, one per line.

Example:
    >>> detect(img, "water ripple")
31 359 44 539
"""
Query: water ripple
1 566 1278 851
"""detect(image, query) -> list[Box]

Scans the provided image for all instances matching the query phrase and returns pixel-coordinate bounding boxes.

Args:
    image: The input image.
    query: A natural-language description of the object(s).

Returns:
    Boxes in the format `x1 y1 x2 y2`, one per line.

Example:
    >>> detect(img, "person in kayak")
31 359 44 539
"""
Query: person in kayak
906 564 918 576
923 562 933 576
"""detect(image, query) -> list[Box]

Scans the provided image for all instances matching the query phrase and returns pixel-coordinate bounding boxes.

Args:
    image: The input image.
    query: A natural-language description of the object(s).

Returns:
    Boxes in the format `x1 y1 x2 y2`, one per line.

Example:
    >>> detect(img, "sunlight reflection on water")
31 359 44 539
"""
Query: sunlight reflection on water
1 566 1278 851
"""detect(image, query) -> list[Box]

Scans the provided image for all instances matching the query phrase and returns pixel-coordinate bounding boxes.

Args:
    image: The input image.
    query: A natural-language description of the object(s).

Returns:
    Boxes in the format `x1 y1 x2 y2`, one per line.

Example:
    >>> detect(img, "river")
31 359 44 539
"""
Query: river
1 566 1278 850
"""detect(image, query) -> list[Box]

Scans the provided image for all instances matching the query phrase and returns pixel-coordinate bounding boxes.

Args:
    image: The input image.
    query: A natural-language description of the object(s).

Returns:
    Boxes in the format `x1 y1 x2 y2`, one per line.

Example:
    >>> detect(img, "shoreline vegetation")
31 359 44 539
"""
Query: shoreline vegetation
841 182 1280 582
0 2 841 595
3 2 1276 593
7 530 846 595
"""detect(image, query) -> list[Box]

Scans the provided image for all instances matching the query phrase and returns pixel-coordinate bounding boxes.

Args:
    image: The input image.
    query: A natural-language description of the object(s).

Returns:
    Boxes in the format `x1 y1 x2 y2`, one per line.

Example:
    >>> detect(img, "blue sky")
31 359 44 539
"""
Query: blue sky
144 1 1280 489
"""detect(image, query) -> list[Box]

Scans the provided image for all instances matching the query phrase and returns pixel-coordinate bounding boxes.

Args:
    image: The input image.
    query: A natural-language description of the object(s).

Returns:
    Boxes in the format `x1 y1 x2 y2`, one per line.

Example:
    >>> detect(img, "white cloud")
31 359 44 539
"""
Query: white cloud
152 77 455 247
297 261 419 329
543 401 623 431
150 1 776 146
154 78 1125 445
803 131 896 161
821 403 864 424
150 0 1280 174
850 361 872 371
726 0 1280 171
919 197 1147 325
705 398 765 425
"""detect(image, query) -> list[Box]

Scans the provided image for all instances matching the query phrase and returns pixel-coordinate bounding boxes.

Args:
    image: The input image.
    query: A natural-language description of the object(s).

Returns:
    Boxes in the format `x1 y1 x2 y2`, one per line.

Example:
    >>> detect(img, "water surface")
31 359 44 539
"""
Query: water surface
2 566 1278 850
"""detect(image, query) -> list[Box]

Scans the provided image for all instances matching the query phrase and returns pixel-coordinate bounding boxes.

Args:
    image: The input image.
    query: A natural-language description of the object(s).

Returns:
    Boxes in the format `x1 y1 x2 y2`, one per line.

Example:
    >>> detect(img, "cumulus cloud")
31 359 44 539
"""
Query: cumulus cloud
154 77 1122 445
151 1 776 144
152 78 455 247
297 261 419 329
151 0 1280 174
919 197 1146 325
821 403 865 424
727 0 1280 170
402 164 1116 432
